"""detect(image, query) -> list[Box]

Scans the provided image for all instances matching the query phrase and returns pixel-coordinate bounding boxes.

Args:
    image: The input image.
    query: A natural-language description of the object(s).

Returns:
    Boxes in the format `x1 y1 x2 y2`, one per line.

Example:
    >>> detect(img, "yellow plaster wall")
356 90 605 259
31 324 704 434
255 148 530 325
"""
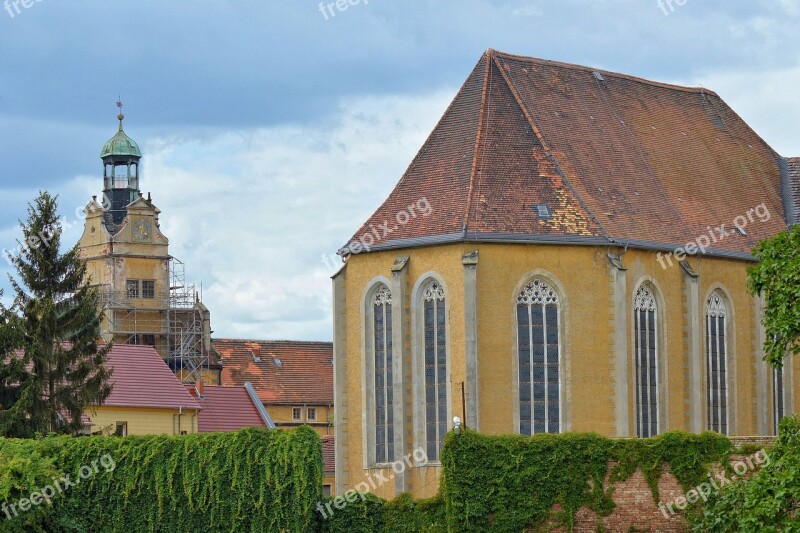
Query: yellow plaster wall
267 404 334 436
87 406 199 436
339 242 784 499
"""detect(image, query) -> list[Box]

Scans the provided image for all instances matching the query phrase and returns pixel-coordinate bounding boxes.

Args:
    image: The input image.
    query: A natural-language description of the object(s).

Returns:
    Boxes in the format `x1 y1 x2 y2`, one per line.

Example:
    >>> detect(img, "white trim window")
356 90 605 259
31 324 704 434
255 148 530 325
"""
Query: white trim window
706 292 729 435
372 285 394 464
516 279 560 435
422 281 447 461
773 363 786 435
634 285 659 438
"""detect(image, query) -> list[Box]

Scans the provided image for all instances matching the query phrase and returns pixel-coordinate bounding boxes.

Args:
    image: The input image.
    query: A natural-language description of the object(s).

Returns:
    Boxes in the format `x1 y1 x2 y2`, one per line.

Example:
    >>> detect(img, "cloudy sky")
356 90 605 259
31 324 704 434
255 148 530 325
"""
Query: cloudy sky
0 0 798 341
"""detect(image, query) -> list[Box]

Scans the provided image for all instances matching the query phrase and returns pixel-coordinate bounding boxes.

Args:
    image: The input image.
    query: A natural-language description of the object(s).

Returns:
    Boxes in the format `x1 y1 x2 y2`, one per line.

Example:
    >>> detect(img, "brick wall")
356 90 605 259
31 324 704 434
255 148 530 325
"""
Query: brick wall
547 453 771 533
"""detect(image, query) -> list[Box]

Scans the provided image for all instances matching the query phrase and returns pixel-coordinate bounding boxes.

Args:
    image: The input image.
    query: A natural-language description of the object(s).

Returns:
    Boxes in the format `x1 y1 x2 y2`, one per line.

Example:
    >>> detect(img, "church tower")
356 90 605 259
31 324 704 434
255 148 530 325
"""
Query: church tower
77 105 220 384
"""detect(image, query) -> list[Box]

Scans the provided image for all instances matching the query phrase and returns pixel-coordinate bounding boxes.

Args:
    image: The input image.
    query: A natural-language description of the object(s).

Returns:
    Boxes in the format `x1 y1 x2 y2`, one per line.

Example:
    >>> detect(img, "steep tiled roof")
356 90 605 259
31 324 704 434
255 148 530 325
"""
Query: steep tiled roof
343 50 789 259
186 383 273 432
322 436 335 473
104 345 201 410
215 339 333 405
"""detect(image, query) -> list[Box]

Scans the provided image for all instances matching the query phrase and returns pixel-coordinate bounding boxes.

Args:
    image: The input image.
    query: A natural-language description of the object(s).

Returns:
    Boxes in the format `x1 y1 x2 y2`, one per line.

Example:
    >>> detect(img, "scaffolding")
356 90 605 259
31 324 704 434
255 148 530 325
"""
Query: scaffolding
98 257 212 383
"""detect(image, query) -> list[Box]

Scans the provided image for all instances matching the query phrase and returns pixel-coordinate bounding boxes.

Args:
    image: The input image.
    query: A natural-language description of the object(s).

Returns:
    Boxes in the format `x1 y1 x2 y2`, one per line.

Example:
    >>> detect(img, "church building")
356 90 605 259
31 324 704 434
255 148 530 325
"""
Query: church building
332 50 800 498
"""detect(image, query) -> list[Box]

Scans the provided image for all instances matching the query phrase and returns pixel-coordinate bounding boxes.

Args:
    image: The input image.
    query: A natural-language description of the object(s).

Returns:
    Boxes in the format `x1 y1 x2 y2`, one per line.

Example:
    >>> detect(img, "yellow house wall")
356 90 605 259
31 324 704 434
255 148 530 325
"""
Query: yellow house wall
267 404 334 436
339 242 791 499
87 406 199 436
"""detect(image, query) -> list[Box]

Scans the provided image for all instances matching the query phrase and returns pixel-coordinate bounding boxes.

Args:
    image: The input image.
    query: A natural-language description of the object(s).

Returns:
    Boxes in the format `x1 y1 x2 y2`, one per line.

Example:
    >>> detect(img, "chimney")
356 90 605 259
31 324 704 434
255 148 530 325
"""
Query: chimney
195 380 205 399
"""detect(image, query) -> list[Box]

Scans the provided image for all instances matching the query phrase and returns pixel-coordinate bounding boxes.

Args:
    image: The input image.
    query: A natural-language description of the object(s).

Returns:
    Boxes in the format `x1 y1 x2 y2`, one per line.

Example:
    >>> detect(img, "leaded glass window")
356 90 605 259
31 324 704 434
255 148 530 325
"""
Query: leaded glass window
422 281 447 462
706 292 728 434
517 279 560 435
774 363 786 436
373 285 394 464
634 285 659 438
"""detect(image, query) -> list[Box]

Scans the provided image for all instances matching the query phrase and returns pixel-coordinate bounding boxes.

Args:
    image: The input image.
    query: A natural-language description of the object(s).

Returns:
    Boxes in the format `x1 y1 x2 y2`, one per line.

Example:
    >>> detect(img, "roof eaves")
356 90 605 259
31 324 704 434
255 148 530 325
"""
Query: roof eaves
337 231 762 261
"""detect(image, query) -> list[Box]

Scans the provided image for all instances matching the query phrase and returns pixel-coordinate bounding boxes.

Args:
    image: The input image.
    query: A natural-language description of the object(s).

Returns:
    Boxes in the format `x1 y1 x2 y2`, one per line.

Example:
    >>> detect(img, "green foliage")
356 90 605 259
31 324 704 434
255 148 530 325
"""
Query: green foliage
690 415 800 532
317 492 446 533
0 426 322 532
747 225 800 368
317 492 385 532
0 439 60 532
1 191 111 437
441 429 732 532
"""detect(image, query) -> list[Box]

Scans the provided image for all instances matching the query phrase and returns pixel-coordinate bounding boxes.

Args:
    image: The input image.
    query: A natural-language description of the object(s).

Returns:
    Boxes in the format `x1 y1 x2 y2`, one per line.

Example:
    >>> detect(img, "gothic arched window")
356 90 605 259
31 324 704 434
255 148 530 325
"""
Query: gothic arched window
422 281 447 461
516 279 560 435
774 363 786 436
372 284 394 464
634 285 659 438
706 292 729 434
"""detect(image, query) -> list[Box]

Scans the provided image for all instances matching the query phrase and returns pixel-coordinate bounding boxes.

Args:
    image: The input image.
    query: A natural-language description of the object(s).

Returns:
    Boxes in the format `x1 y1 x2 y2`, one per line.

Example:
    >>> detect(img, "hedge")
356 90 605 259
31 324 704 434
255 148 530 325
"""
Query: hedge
0 426 322 532
316 492 446 532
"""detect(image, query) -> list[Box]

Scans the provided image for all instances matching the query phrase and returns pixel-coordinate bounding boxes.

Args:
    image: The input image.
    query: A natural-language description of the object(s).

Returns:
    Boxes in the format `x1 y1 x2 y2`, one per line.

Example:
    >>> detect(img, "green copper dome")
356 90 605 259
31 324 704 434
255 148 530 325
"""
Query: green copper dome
101 114 141 158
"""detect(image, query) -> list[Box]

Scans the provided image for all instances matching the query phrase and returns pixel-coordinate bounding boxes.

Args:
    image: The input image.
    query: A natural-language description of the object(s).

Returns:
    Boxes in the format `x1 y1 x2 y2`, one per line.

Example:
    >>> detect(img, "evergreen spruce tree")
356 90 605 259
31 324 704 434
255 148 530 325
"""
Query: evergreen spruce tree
0 191 111 437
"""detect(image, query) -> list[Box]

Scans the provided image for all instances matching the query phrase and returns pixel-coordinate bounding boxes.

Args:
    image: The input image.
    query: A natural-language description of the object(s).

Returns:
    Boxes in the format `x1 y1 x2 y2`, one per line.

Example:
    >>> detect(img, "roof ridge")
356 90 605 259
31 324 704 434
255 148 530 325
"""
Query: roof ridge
488 49 717 95
489 52 613 243
342 54 489 252
463 51 492 235
213 338 332 344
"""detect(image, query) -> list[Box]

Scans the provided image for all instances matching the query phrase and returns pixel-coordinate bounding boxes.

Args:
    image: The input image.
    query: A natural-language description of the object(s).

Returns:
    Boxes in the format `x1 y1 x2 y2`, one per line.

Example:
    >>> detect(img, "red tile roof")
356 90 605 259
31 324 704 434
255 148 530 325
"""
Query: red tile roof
103 345 201 410
186 384 271 432
215 339 333 405
343 50 790 259
322 436 335 473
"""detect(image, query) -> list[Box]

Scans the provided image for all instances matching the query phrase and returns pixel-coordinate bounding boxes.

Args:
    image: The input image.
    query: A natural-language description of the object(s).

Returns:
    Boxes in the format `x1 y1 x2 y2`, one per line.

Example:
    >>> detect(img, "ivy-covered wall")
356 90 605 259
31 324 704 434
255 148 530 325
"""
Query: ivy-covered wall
440 429 733 532
0 426 322 532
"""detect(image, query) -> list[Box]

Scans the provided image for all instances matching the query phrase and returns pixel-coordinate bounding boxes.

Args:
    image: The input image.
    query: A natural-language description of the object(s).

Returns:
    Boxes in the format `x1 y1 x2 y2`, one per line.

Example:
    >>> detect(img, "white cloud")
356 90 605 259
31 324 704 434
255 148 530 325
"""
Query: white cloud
695 62 800 156
132 90 453 341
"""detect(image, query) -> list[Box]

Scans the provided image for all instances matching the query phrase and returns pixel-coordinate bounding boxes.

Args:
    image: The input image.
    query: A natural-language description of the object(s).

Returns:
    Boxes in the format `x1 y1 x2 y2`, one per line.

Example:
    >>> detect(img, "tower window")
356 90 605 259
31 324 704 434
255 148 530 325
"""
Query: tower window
126 280 140 298
142 281 156 299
